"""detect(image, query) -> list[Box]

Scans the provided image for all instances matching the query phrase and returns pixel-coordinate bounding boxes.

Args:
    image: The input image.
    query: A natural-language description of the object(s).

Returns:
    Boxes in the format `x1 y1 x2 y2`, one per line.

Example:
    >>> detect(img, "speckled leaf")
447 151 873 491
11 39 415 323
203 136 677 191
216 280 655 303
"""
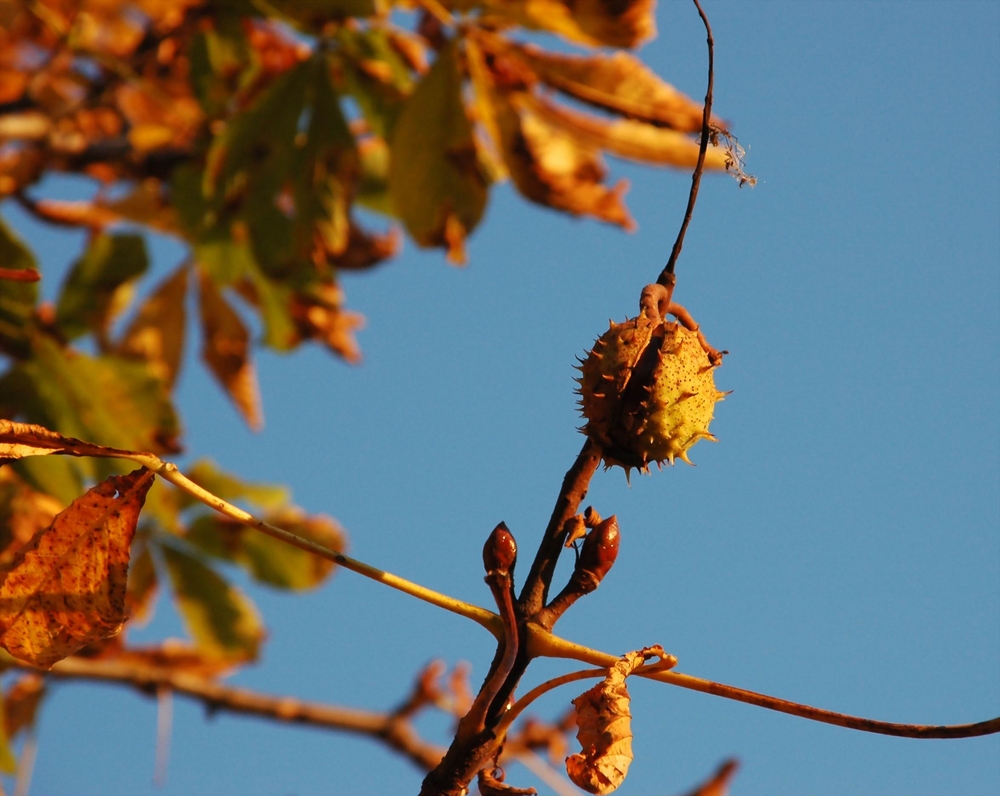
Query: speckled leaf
0 468 154 668
160 543 264 662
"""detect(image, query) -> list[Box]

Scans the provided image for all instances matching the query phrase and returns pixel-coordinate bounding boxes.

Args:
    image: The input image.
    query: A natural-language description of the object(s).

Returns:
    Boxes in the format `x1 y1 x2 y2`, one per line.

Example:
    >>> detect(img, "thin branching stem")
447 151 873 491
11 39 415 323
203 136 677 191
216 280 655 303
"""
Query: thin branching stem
36 656 447 770
517 438 602 618
122 453 502 638
658 0 715 284
529 628 1000 740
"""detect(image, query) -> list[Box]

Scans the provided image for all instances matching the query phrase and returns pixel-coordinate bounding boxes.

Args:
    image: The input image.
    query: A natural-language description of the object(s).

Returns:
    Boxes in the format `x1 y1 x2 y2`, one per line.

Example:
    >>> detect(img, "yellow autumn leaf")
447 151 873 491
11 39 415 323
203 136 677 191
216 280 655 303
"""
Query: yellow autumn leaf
506 42 718 133
127 123 176 153
567 645 668 794
0 468 154 669
483 0 655 49
198 270 263 431
388 39 488 264
526 94 729 170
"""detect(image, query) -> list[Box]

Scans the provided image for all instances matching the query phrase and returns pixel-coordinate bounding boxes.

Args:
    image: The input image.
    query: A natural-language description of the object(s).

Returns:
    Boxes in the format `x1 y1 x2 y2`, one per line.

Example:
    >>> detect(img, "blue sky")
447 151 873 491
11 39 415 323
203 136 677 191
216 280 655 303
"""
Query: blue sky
6 1 999 794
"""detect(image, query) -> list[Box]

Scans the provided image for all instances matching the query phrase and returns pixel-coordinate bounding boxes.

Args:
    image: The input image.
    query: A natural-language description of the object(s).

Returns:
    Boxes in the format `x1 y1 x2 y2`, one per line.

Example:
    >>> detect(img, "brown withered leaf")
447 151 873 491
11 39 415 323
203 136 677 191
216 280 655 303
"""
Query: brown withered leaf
118 266 188 389
492 90 633 229
679 759 740 796
484 0 655 49
506 43 719 133
0 468 155 669
3 673 45 738
198 271 262 431
290 283 365 363
526 95 729 170
0 419 137 463
567 645 668 794
328 223 401 271
467 40 632 228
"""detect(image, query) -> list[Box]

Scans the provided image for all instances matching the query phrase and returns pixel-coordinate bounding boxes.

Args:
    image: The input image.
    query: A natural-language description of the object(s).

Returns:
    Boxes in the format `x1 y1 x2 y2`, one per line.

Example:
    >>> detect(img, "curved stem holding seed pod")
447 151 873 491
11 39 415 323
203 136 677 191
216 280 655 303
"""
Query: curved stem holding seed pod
659 0 715 285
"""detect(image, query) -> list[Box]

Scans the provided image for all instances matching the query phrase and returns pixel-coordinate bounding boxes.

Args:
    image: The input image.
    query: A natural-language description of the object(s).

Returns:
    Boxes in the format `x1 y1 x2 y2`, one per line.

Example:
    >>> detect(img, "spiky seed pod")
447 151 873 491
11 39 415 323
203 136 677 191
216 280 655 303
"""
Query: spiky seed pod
577 289 725 475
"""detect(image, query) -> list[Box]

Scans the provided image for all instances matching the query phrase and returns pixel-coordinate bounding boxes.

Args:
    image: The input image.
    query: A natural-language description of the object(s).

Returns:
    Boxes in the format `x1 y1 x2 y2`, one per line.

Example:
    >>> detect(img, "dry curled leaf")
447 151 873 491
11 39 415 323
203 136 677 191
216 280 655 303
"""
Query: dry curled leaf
526 95 729 171
0 419 136 462
3 673 45 738
0 468 154 668
508 43 718 133
566 645 668 794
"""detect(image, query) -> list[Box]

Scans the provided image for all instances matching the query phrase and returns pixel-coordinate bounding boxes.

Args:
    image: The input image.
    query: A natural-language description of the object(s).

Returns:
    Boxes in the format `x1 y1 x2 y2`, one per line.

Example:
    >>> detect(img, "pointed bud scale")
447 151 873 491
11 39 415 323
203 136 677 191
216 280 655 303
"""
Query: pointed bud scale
573 515 620 589
483 522 517 576
577 291 725 474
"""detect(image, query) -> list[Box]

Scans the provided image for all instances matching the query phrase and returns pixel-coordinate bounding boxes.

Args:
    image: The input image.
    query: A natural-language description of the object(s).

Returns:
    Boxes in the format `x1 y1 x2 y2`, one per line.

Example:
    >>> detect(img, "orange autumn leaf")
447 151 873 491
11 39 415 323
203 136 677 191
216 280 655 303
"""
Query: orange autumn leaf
567 645 669 794
118 265 188 389
485 0 655 49
198 271 263 431
0 468 154 669
680 759 740 796
502 93 634 230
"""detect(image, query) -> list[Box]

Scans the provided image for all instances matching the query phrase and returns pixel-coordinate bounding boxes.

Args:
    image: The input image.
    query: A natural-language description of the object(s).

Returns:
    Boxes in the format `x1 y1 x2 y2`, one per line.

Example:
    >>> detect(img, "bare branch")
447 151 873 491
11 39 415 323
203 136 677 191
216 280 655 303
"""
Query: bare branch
34 656 447 771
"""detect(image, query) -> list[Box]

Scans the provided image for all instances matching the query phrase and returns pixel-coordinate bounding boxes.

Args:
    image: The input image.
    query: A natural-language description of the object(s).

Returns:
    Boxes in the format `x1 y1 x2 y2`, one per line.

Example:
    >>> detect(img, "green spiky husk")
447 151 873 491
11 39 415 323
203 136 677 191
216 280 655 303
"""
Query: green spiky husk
577 317 724 474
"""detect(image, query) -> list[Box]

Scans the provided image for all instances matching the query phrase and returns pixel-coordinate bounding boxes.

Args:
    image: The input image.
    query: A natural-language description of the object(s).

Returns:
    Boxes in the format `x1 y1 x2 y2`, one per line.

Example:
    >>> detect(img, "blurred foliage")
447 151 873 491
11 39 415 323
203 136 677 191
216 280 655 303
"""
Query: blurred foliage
0 0 732 772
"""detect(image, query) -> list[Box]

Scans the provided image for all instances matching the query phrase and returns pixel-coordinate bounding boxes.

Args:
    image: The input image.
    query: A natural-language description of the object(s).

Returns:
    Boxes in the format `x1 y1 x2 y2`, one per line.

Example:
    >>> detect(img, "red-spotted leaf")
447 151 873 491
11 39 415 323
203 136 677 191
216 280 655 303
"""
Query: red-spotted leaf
0 468 154 668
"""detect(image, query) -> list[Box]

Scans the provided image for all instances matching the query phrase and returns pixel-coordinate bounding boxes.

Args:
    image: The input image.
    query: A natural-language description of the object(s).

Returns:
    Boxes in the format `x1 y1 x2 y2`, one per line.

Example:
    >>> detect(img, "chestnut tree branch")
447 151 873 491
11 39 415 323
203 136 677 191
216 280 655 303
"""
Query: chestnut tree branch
33 656 447 771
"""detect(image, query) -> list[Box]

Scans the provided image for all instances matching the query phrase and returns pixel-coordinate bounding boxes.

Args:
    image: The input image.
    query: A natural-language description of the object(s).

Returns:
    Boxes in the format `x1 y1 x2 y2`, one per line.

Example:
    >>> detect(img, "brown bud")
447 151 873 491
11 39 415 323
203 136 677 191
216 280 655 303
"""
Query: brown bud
483 522 517 575
575 516 620 588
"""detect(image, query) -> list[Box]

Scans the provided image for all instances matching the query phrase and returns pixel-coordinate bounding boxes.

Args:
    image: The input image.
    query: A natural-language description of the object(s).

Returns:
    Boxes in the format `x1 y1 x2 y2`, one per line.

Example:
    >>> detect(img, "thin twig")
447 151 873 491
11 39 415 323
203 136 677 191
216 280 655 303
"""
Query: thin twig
658 0 715 284
36 656 447 771
122 454 503 638
529 628 1000 740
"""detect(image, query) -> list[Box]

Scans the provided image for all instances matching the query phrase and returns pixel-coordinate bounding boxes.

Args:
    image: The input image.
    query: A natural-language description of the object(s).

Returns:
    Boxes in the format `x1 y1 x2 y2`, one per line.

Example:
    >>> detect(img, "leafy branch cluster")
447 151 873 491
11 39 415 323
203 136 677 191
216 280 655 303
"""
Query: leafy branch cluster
0 1 996 795
0 0 735 790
